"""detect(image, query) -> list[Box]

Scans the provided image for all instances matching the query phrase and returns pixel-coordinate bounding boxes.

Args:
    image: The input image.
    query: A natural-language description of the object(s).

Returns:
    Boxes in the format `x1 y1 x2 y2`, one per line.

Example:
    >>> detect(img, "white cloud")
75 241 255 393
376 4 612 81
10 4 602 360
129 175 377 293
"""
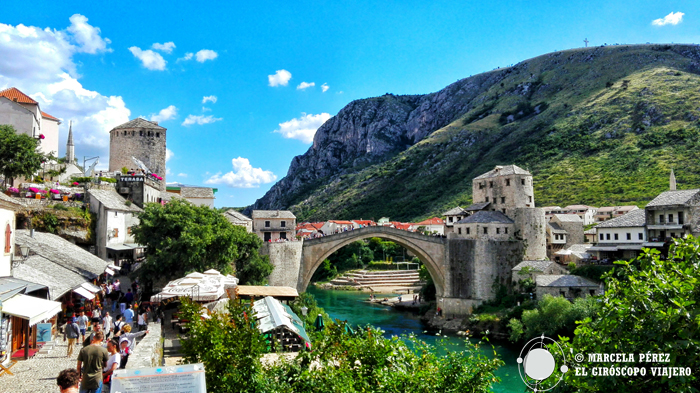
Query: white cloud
177 52 193 62
652 12 684 26
66 14 112 54
0 16 129 165
150 105 177 122
129 46 166 70
166 167 173 175
297 81 315 90
166 148 174 162
274 112 331 144
177 173 188 178
205 157 277 188
202 95 217 104
321 83 329 92
195 49 218 62
152 41 175 53
268 69 292 87
202 106 212 112
182 114 222 126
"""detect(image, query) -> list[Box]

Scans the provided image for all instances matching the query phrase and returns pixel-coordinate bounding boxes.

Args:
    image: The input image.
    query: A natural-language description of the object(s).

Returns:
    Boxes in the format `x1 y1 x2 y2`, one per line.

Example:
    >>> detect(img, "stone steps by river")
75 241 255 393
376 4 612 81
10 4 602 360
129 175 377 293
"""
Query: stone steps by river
330 269 425 289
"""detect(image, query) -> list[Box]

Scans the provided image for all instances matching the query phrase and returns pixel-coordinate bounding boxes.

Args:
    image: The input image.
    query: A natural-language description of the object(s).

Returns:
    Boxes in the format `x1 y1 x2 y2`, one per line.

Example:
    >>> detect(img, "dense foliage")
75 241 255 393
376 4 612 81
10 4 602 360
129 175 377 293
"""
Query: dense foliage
507 295 600 343
0 124 45 186
132 199 273 286
559 236 700 392
179 297 503 393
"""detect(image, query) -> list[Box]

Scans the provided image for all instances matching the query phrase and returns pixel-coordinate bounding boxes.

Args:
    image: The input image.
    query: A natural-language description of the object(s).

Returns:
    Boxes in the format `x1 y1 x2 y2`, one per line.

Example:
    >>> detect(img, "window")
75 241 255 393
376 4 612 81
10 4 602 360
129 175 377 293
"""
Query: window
614 233 619 240
265 221 271 228
521 179 525 185
280 232 287 240
449 217 453 223
496 228 500 234
483 227 488 234
489 181 493 188
281 221 286 228
638 233 643 240
659 215 664 224
501 197 505 204
600 233 604 240
502 209 506 214
264 232 271 241
671 232 676 238
528 196 532 203
458 228 462 235
606 233 610 240
156 132 160 138
506 179 510 186
466 227 470 235
4 224 11 253
479 183 485 189
626 233 631 240
140 131 143 136
679 212 685 224
114 211 118 217
485 196 489 202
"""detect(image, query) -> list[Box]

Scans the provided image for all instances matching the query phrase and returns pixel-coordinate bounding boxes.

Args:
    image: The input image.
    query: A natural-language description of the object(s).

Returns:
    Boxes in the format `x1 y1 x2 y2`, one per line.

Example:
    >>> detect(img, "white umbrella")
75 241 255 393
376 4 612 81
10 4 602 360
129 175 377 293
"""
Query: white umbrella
203 269 221 275
186 272 205 279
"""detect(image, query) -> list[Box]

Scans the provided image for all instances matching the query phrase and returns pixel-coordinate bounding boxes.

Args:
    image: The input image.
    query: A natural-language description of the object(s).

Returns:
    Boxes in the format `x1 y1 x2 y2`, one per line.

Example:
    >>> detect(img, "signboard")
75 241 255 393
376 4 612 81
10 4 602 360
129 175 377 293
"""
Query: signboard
36 323 52 343
111 363 206 393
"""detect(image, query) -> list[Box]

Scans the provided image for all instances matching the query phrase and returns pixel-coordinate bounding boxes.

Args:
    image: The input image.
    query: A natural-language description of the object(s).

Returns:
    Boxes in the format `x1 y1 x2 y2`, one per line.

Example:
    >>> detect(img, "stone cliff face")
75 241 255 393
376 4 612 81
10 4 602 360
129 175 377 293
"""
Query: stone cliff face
248 71 504 213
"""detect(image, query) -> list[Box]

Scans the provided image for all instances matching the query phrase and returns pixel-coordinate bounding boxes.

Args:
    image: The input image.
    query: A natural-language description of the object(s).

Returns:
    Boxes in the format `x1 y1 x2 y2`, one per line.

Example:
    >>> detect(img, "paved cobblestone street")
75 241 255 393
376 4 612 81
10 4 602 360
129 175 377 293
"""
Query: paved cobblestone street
0 339 81 393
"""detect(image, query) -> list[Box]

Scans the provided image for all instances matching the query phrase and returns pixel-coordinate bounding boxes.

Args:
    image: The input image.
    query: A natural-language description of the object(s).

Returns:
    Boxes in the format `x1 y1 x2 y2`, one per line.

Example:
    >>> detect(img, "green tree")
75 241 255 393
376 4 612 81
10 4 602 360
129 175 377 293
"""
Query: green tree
561 237 700 391
179 298 266 393
131 199 273 286
0 124 45 186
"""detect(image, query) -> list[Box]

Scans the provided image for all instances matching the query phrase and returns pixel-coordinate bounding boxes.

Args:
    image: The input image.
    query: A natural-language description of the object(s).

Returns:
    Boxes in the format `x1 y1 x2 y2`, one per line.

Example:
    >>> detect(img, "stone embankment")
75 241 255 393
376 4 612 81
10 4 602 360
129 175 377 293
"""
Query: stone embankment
321 269 425 293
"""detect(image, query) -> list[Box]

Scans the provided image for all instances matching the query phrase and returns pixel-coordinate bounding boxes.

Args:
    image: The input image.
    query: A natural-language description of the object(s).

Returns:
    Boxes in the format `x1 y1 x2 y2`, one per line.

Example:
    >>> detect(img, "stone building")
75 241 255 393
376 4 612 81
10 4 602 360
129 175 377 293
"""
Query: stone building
108 118 167 190
511 260 567 286
589 208 646 261
224 210 253 233
469 165 546 260
252 210 296 241
442 207 467 234
453 211 514 241
563 205 597 226
644 189 700 242
166 184 217 207
88 189 143 261
546 214 584 260
594 205 639 222
535 275 601 299
116 174 162 208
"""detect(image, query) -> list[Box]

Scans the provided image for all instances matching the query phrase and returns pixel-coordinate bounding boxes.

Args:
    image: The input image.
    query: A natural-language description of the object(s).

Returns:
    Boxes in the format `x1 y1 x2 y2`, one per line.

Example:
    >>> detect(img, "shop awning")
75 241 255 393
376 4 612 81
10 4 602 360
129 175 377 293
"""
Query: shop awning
2 294 62 326
74 287 95 300
107 244 133 252
618 245 644 251
81 283 101 293
587 246 619 252
105 268 115 276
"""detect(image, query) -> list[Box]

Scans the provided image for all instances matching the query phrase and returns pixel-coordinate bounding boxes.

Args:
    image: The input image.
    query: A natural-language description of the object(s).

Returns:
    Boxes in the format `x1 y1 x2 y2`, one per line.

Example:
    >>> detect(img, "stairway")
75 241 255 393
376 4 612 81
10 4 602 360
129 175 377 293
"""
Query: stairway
330 269 424 289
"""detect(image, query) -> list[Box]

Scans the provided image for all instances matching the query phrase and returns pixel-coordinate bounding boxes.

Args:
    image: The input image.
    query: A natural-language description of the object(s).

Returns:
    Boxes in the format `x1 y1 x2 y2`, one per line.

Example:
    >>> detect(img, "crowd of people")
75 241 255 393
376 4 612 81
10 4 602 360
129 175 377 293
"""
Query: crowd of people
59 276 158 393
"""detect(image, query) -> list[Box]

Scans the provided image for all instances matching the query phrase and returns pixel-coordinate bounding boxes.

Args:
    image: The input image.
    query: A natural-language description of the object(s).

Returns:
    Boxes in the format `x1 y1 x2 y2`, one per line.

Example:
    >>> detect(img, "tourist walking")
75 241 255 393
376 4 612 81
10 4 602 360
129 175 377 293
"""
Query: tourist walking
56 368 80 393
76 312 89 341
137 309 148 331
103 312 113 339
82 322 104 348
123 304 135 328
77 331 108 393
124 288 134 305
63 318 80 357
102 339 121 393
113 315 125 335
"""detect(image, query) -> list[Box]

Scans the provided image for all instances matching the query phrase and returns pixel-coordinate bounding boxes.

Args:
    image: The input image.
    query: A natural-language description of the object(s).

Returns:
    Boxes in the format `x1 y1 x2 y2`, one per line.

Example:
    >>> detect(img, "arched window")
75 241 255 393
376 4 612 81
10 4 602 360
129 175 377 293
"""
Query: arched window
4 223 11 253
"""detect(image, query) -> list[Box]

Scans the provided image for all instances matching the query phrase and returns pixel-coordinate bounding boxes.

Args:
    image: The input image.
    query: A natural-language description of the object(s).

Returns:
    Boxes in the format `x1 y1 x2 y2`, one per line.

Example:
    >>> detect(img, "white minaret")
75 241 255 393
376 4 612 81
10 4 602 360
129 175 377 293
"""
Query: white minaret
670 169 677 191
66 121 75 164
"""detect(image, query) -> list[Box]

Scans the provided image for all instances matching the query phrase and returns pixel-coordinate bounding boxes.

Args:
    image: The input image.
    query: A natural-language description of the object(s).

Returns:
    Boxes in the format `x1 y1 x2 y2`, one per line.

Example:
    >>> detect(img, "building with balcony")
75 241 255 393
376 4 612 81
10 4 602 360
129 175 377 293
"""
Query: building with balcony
546 214 583 261
644 189 700 245
252 210 296 242
442 207 467 234
589 208 646 261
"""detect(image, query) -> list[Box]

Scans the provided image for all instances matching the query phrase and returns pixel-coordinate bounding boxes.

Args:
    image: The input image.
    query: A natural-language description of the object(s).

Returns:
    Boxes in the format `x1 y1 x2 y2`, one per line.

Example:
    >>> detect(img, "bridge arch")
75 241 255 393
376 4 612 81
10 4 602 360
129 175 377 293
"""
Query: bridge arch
299 227 446 296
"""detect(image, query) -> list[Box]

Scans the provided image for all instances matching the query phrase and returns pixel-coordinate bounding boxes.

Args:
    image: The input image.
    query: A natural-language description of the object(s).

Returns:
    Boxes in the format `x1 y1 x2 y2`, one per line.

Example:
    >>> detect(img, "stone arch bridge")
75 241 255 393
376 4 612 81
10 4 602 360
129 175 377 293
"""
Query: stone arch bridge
261 226 524 316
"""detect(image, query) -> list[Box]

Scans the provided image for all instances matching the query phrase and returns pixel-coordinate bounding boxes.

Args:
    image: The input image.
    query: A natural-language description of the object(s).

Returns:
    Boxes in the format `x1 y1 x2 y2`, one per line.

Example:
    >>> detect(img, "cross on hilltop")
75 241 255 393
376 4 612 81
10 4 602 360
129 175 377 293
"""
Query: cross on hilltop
584 38 589 47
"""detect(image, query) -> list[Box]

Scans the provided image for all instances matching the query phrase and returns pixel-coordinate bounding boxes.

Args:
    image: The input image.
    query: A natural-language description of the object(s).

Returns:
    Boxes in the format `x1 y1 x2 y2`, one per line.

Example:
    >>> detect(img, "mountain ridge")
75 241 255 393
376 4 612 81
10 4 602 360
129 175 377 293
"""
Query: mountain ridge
248 44 700 221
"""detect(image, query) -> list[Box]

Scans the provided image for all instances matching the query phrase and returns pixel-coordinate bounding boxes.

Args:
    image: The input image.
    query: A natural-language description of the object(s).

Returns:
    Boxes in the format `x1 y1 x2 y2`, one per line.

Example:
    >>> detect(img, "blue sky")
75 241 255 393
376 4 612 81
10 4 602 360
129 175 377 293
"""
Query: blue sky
1 1 697 207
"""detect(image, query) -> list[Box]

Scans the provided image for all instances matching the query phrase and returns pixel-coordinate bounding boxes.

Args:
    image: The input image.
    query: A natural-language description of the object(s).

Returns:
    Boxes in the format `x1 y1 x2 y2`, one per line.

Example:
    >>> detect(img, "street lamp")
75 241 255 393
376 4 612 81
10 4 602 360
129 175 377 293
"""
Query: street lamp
300 306 308 316
11 245 30 268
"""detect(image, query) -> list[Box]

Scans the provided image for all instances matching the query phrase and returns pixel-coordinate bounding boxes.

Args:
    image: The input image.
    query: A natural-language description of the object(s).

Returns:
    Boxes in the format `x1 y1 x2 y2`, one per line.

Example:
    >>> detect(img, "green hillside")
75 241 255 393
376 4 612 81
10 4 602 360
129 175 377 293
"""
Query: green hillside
276 45 700 221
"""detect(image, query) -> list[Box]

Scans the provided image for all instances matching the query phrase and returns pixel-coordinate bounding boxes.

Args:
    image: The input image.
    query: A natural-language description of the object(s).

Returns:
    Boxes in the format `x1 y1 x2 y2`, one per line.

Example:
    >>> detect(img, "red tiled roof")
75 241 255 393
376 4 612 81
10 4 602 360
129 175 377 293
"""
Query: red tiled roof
391 222 414 230
41 111 59 121
0 87 38 104
416 217 444 225
330 220 354 225
352 220 376 226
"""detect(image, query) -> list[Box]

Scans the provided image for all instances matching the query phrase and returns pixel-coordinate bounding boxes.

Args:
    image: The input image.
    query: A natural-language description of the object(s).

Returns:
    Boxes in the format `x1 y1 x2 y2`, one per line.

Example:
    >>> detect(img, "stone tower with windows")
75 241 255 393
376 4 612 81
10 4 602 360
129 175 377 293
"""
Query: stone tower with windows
108 118 167 190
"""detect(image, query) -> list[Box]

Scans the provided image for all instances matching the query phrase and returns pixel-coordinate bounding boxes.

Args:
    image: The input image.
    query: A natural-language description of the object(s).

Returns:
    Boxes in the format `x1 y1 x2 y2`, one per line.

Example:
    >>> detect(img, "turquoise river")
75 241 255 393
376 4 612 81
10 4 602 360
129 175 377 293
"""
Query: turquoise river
307 287 525 392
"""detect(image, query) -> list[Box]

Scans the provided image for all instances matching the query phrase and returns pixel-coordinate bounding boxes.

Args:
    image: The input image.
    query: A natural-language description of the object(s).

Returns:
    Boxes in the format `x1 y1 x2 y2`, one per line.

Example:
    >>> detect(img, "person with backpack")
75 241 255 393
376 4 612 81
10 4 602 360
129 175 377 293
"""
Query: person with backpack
63 317 80 357
113 315 125 335
82 322 104 348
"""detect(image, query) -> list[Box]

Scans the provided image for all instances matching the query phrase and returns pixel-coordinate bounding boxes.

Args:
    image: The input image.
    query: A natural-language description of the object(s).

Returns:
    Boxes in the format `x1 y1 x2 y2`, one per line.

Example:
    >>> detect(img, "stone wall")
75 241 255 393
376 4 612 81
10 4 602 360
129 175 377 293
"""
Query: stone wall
109 129 166 190
126 322 162 369
513 207 547 260
262 241 304 288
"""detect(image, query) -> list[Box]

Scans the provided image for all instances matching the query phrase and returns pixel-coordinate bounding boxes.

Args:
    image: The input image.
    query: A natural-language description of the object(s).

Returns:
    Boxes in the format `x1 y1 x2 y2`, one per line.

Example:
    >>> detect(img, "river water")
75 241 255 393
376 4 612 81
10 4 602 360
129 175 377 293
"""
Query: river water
307 287 524 392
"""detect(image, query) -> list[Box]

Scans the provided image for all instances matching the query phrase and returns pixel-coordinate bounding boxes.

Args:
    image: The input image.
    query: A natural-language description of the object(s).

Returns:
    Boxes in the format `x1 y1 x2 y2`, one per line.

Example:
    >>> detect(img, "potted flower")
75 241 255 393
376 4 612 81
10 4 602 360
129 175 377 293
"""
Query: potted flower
50 189 61 200
5 187 19 196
